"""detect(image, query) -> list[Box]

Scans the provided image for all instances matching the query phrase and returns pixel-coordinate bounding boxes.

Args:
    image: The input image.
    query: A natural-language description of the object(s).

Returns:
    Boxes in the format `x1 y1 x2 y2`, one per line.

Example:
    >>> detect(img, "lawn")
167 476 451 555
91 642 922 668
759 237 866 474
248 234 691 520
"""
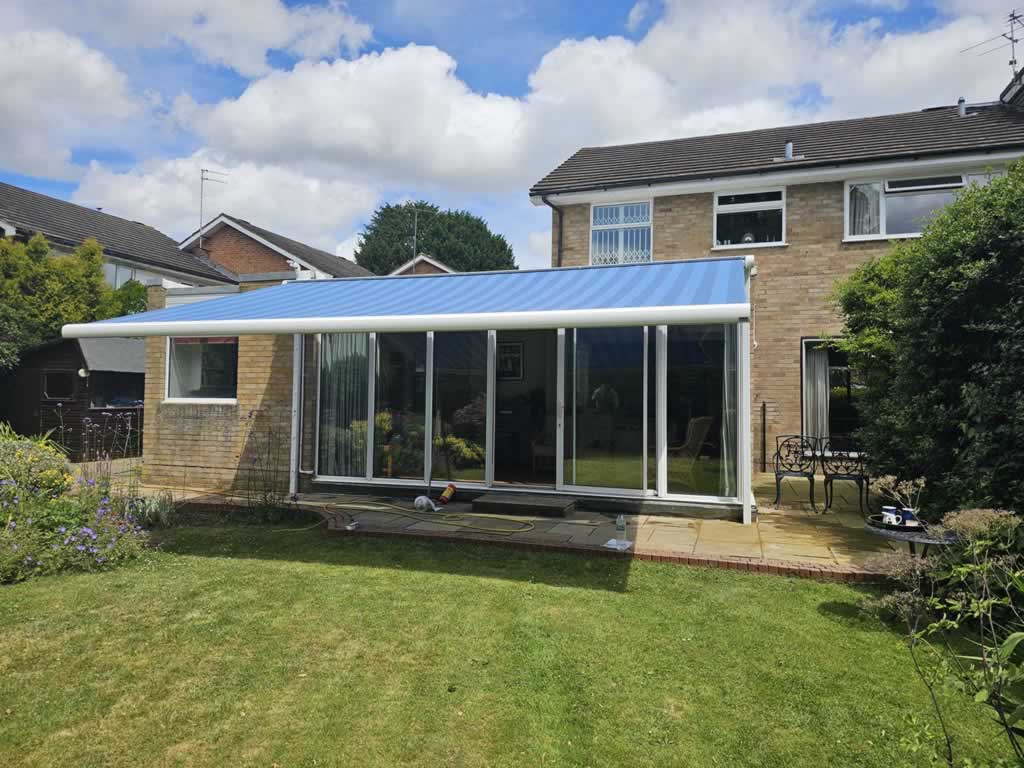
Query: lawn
0 526 1004 767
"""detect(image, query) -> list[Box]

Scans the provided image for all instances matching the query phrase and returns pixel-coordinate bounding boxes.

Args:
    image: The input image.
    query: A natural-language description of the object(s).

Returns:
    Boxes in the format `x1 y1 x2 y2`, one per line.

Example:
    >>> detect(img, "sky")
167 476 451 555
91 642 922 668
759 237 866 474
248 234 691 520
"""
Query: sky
0 0 1017 270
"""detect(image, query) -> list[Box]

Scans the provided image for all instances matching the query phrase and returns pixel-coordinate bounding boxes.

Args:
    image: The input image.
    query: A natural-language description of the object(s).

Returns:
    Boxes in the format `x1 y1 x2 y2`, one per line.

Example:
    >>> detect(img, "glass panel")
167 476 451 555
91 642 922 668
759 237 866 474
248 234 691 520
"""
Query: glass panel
620 226 651 263
717 191 782 206
967 171 1002 186
884 189 957 235
564 327 645 490
715 209 783 246
591 228 620 265
168 337 238 398
622 202 650 224
592 204 621 226
90 372 143 408
373 333 427 480
646 327 657 491
827 347 863 442
494 330 557 486
848 183 881 236
666 325 731 496
318 333 369 478
432 332 487 483
43 371 75 400
885 176 963 191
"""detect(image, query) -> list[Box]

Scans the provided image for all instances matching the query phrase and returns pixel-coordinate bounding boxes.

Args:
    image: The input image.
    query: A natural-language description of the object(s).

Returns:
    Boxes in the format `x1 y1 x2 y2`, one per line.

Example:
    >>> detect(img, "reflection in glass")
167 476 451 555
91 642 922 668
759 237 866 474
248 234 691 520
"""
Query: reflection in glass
665 325 736 497
432 332 488 483
884 189 958 235
564 327 645 490
373 333 427 480
318 333 369 477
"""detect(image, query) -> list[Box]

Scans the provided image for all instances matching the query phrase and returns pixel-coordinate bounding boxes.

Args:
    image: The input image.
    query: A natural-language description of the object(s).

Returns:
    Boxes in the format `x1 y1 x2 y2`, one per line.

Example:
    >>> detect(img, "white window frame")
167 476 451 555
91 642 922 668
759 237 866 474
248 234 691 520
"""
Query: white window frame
163 337 239 404
843 174 976 242
588 199 654 265
712 188 787 250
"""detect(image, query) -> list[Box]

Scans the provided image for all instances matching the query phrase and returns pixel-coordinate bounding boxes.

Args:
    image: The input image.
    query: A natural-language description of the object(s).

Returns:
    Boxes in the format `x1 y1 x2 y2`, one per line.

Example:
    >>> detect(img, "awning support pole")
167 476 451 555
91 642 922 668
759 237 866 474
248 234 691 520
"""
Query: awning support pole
740 256 755 523
288 333 302 499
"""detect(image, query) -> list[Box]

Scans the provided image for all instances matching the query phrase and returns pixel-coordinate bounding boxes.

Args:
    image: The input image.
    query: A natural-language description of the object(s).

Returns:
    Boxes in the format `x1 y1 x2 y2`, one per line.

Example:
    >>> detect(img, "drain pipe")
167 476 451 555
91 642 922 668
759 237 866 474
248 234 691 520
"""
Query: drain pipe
541 196 564 267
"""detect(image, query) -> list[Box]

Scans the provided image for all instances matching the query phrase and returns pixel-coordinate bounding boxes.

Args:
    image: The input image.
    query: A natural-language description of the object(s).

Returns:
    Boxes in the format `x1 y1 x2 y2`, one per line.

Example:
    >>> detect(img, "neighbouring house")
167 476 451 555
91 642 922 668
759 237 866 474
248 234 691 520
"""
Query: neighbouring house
0 181 232 288
180 213 372 280
390 253 456 275
60 76 1024 523
0 338 145 461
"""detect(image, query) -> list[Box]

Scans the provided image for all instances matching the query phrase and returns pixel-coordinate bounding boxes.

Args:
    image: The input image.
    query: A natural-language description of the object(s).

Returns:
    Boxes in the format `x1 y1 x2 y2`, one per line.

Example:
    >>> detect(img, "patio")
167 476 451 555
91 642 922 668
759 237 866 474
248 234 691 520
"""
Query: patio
149 470 892 581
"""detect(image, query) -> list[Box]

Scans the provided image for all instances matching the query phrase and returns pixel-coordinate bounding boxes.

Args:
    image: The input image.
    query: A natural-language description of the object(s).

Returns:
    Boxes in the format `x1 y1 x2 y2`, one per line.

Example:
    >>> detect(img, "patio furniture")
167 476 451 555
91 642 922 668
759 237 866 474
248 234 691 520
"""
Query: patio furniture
773 435 818 511
864 519 954 556
667 416 713 488
820 438 868 514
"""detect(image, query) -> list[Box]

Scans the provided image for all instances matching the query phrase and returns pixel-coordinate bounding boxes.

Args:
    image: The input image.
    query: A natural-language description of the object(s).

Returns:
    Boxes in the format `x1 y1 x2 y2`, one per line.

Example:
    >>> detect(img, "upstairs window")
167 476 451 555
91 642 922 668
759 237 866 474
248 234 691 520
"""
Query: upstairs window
846 172 1001 239
590 202 652 265
714 190 785 248
167 337 238 401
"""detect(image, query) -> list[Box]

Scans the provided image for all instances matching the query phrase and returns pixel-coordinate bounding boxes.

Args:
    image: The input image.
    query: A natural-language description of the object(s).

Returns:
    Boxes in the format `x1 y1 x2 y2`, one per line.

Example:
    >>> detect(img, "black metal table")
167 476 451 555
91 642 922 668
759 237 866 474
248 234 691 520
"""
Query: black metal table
863 522 953 556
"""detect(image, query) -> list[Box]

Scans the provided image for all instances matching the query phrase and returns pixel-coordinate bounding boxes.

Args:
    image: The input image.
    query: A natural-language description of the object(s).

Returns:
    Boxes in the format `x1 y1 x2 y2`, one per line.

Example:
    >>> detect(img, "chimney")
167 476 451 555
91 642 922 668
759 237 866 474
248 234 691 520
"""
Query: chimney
958 97 966 117
784 140 794 160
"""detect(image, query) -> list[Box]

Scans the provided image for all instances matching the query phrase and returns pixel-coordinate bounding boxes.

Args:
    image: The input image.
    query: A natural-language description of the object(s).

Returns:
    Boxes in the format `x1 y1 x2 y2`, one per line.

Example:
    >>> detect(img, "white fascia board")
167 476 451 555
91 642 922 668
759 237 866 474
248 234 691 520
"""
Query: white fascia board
62 302 750 339
529 149 1024 206
181 215 322 277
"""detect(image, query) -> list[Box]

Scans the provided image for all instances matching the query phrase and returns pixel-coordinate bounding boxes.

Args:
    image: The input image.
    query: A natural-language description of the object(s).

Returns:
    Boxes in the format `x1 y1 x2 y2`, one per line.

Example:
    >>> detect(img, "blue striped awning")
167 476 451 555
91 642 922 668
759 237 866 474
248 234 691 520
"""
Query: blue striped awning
63 258 750 338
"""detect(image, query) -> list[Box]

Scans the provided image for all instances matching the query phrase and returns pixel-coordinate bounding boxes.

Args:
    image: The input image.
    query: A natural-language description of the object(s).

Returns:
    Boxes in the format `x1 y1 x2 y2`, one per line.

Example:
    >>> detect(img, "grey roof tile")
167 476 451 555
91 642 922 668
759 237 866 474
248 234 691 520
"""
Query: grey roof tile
0 181 230 282
530 104 1024 196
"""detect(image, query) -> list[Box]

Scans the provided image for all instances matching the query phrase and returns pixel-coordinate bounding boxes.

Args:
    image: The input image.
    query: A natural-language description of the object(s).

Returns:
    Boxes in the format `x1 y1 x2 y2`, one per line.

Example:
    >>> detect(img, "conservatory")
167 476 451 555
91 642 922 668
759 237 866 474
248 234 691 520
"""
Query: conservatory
63 256 755 522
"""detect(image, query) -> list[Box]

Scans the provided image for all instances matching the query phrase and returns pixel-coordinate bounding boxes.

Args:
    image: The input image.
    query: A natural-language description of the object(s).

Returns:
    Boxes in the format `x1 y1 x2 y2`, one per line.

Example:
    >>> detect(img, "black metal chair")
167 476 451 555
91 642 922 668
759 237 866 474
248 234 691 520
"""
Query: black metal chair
773 435 818 510
820 438 868 514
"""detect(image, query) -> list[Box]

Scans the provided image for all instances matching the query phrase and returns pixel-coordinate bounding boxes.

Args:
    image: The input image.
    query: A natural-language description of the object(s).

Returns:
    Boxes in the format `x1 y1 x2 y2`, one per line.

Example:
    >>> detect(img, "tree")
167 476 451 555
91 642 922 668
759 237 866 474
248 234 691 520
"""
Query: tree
833 161 1024 516
354 201 516 275
0 234 146 372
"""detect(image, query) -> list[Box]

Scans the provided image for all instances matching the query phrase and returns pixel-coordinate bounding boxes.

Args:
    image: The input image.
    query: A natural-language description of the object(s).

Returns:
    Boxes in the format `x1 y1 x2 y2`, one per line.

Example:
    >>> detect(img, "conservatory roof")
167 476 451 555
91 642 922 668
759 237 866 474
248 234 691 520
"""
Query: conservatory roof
62 257 751 338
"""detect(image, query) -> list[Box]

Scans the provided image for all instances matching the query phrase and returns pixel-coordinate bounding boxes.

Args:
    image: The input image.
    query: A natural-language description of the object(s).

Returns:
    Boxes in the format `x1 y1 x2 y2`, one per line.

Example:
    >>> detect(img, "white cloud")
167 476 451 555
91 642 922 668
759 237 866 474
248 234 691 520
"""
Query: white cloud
15 0 371 77
0 30 139 180
335 233 362 261
525 230 552 270
627 1 650 32
72 151 379 252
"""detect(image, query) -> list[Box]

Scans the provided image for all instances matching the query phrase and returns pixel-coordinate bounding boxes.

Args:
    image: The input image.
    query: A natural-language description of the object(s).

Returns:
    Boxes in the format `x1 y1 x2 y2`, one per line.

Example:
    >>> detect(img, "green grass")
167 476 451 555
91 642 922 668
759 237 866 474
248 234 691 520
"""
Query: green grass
0 526 1004 767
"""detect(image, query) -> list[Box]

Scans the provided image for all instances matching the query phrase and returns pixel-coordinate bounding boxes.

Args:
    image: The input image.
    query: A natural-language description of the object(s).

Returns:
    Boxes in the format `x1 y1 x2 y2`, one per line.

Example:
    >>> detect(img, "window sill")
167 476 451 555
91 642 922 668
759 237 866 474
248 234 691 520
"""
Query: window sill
162 397 238 405
842 233 921 243
711 242 788 251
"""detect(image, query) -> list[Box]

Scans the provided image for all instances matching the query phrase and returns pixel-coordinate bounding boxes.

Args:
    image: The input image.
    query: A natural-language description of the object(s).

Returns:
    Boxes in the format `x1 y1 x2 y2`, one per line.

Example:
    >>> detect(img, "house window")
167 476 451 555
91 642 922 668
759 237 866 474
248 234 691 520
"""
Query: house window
714 190 785 248
802 340 862 443
846 172 1002 239
90 372 144 409
43 371 75 400
166 337 238 400
590 202 652 265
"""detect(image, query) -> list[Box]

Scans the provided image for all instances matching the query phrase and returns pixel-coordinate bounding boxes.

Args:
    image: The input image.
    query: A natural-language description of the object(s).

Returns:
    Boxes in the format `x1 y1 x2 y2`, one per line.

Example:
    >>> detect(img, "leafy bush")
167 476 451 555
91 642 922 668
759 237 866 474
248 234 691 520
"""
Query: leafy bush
833 161 1024 516
0 490 147 584
0 438 73 505
128 490 178 528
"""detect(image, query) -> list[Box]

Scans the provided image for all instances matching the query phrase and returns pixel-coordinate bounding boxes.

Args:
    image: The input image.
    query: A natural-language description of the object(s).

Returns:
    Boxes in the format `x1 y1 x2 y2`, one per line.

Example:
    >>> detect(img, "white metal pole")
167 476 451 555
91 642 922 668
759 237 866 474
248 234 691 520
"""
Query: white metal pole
555 328 565 489
424 332 434 487
656 325 668 497
288 333 302 498
740 256 755 523
485 330 496 486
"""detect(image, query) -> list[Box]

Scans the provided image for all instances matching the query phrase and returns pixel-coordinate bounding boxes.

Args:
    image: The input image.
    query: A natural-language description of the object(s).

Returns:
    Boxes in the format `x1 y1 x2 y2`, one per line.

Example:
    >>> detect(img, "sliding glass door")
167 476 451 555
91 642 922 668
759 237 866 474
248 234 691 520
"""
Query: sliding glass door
432 332 488 483
318 332 369 478
373 333 427 480
563 327 647 492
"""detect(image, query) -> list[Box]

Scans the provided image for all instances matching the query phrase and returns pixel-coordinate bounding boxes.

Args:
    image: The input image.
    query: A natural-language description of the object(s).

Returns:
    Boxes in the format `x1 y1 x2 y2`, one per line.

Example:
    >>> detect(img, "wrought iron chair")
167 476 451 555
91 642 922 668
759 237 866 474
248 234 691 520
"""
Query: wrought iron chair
820 438 868 514
773 435 818 510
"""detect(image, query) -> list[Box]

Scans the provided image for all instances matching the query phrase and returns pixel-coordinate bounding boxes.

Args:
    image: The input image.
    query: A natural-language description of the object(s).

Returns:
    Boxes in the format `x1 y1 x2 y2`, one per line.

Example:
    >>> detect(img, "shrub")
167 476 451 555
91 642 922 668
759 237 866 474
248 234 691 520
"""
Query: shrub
0 438 73 506
834 160 1024 516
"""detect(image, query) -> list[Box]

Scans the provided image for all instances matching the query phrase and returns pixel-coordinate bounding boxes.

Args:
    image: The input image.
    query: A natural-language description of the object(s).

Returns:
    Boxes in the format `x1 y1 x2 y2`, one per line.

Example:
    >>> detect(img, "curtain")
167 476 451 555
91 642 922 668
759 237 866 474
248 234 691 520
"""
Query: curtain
719 324 738 497
804 343 830 440
849 183 881 236
318 333 369 477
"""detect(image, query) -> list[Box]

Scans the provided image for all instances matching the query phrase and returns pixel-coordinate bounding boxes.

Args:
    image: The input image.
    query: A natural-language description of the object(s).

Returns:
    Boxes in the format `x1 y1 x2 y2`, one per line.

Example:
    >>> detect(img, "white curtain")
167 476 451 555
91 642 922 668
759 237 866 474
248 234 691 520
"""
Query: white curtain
719 325 738 497
849 183 881 236
804 343 830 440
318 333 369 477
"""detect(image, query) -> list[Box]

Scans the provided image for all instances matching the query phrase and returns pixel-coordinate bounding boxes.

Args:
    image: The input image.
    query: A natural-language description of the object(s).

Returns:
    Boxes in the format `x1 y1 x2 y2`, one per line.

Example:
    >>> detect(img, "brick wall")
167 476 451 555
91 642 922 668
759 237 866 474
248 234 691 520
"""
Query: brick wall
192 226 292 275
142 282 297 492
551 182 890 468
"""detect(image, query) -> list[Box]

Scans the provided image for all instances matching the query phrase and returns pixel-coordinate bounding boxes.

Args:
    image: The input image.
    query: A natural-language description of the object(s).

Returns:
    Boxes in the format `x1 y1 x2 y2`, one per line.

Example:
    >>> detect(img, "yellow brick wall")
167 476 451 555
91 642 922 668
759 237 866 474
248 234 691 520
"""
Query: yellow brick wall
550 183 891 468
142 282 296 493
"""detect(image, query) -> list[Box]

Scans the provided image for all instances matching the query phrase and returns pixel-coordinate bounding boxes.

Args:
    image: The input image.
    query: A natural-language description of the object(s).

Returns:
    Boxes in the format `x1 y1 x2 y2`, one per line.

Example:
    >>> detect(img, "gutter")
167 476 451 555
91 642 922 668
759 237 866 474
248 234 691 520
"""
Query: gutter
540 196 564 268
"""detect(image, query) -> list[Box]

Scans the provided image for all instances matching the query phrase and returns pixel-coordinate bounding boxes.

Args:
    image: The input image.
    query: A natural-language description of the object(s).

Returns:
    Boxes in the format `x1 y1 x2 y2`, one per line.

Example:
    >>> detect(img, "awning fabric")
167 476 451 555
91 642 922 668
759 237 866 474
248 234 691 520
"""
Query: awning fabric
63 258 750 338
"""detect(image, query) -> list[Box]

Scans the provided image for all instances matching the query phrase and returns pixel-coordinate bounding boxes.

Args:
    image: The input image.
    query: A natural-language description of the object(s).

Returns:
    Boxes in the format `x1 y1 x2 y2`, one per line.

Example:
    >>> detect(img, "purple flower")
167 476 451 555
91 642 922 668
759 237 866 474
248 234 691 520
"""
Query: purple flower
87 479 96 487
58 526 66 533
76 545 85 551
95 556 105 564
52 544 59 550
107 540 116 548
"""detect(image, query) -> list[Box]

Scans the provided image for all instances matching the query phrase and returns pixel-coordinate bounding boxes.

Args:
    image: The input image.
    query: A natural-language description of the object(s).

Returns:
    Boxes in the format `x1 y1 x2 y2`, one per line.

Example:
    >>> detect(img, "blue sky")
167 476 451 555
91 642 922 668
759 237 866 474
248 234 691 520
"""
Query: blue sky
0 0 1015 269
